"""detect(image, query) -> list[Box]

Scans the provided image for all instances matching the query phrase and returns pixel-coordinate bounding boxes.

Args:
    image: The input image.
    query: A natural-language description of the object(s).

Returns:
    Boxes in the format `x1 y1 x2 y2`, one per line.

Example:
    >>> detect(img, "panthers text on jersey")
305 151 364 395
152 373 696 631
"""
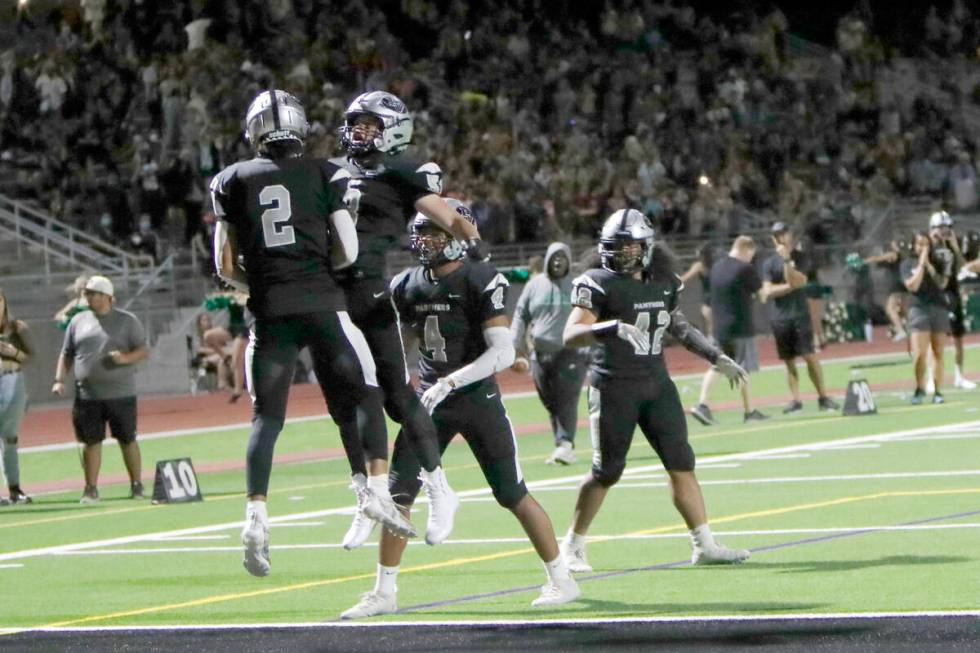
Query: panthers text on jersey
332 148 444 278
210 155 349 318
390 261 509 388
571 268 683 380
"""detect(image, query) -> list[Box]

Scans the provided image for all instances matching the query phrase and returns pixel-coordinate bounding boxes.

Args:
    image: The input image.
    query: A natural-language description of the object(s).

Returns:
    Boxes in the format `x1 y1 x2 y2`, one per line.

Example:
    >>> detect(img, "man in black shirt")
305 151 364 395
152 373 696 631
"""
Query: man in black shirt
331 91 487 548
761 223 839 414
212 90 415 578
341 201 580 618
559 209 750 574
691 236 768 425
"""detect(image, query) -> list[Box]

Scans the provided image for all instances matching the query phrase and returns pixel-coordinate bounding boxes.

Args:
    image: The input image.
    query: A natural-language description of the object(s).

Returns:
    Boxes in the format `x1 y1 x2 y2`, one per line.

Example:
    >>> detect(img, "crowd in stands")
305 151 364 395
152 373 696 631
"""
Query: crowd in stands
0 0 978 265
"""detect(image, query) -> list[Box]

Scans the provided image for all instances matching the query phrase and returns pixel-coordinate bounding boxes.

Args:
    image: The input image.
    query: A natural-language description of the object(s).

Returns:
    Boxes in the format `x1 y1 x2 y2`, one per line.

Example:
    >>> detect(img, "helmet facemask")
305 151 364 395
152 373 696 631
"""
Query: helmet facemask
598 209 655 274
411 222 464 267
339 91 414 157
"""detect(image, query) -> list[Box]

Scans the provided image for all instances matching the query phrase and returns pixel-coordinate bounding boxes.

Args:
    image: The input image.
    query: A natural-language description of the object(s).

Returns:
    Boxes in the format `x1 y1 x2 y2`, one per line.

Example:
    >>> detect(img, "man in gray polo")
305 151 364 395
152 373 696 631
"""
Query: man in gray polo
52 276 149 503
511 243 587 464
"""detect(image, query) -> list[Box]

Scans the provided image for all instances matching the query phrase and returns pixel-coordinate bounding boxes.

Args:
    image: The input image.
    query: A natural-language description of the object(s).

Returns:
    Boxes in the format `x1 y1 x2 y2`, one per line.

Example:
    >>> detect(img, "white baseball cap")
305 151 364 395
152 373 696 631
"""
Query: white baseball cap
84 275 114 297
928 211 953 229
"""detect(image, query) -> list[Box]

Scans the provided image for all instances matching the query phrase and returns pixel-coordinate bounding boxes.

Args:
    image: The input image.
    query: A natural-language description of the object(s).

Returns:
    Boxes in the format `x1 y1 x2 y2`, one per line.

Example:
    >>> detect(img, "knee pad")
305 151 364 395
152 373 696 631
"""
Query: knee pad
591 463 625 488
389 472 422 508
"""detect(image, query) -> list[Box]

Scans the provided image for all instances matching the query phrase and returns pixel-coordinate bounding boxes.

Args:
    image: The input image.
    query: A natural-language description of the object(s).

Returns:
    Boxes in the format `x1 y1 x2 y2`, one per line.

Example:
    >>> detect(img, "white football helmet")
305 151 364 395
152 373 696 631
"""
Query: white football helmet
244 90 309 146
598 209 655 274
340 91 413 156
928 210 953 230
410 199 474 267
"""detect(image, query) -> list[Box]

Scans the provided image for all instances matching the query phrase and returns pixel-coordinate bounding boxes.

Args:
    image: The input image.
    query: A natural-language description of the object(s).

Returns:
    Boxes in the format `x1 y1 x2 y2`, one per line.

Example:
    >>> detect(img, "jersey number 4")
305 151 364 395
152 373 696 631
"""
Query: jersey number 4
631 310 670 356
259 185 296 248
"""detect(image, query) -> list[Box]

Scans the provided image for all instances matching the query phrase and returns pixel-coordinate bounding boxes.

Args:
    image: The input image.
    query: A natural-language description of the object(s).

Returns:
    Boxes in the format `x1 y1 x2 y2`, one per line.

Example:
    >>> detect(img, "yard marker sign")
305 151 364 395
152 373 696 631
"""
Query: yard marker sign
843 379 877 416
151 458 202 504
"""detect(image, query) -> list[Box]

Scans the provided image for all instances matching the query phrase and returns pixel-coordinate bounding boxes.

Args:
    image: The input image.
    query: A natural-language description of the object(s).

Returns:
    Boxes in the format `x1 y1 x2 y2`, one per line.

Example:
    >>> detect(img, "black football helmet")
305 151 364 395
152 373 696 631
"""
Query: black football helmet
598 209 655 274
410 199 474 267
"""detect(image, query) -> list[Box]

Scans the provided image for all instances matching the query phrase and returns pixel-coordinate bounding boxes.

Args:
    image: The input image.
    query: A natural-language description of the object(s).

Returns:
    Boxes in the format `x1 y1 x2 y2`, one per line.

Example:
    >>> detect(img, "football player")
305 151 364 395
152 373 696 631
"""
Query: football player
559 209 751 572
211 89 415 578
332 91 485 547
340 201 580 619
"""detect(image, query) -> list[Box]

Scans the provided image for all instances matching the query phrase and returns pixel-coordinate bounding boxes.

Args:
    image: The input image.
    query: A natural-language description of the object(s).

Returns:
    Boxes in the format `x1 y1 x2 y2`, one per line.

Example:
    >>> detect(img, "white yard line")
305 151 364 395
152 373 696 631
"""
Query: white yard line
4 419 980 564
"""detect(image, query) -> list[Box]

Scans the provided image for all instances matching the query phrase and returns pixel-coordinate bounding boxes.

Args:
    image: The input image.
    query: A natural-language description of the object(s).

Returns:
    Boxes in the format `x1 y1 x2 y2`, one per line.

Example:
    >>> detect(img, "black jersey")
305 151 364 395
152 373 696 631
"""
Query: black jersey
210 155 349 318
333 149 444 278
571 268 682 380
390 261 509 387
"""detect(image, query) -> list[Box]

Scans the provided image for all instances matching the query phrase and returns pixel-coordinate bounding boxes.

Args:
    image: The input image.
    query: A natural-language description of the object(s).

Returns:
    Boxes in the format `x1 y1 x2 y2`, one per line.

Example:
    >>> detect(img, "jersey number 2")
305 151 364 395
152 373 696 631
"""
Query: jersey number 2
260 185 295 248
633 310 670 355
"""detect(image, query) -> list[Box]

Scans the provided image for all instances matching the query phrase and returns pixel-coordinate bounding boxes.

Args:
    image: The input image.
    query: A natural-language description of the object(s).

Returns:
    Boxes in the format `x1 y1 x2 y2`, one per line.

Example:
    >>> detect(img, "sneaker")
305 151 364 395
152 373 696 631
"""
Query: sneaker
689 403 716 426
743 409 769 422
559 537 593 573
8 486 32 504
932 393 945 405
129 481 145 500
420 467 458 545
891 330 908 342
241 512 271 577
954 377 977 390
531 577 581 607
340 590 397 620
342 479 378 550
79 486 99 504
692 541 751 565
545 441 577 465
817 396 840 411
782 400 803 414
910 388 925 405
362 489 418 540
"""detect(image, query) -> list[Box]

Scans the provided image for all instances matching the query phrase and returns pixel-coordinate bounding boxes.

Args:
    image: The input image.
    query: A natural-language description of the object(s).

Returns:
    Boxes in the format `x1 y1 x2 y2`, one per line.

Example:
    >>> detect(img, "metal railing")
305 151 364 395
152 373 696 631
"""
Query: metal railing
0 193 153 281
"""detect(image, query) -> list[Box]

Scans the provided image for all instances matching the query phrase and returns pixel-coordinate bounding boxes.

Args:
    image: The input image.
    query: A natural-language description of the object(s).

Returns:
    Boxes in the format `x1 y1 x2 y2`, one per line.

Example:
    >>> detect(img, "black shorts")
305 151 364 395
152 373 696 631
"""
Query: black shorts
587 374 694 484
72 396 138 445
390 379 527 509
948 295 966 337
772 320 815 361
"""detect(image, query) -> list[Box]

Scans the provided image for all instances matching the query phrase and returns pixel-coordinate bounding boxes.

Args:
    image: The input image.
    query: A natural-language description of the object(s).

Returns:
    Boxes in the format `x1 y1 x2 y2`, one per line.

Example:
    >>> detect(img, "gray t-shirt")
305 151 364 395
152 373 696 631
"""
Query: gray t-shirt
62 308 147 400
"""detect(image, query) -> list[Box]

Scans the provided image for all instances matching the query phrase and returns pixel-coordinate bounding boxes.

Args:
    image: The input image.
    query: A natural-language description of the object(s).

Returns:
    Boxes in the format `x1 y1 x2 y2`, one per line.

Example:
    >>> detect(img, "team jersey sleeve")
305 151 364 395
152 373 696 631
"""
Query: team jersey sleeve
321 159 351 216
668 273 684 313
208 167 238 225
468 263 510 323
388 270 411 316
396 155 445 203
570 272 607 317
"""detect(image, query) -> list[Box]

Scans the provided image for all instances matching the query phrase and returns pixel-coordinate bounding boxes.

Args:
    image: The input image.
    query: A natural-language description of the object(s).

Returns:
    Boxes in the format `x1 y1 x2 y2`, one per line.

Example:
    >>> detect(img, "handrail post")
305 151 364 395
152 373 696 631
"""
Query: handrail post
13 204 22 259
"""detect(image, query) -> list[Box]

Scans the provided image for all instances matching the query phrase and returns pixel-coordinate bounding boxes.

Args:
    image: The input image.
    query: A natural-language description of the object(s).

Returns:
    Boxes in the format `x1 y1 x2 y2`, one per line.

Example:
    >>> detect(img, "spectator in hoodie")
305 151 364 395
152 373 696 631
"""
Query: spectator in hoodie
511 243 587 465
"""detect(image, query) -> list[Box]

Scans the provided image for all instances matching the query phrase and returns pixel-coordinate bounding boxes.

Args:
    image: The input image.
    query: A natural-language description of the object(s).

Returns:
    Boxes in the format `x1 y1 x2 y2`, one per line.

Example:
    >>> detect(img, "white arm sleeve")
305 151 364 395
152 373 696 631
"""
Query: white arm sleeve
445 326 515 389
328 208 358 270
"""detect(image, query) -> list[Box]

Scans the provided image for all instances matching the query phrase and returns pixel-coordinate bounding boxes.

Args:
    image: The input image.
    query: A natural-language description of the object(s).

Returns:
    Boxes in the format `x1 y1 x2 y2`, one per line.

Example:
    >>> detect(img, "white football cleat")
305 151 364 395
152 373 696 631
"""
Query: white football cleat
362 490 417 540
531 577 581 607
545 441 577 465
420 467 458 545
691 541 750 565
340 590 397 620
342 480 379 550
560 537 593 573
241 513 271 577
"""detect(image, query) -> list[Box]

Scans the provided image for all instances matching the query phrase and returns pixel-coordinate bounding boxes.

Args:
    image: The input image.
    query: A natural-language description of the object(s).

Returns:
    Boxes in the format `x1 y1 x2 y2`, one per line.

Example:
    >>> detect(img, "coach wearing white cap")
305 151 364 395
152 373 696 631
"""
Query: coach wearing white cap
52 275 149 503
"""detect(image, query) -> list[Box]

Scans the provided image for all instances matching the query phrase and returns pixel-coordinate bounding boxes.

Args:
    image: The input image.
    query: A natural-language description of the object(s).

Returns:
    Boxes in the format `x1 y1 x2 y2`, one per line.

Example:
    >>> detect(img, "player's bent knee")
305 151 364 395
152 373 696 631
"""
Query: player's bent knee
662 444 696 472
493 484 528 510
591 465 625 488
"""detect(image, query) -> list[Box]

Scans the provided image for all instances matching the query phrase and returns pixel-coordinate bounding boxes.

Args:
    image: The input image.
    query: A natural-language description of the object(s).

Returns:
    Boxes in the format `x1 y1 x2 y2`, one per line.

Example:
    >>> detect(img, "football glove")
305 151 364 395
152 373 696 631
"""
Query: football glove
421 378 454 413
615 321 650 354
716 354 749 388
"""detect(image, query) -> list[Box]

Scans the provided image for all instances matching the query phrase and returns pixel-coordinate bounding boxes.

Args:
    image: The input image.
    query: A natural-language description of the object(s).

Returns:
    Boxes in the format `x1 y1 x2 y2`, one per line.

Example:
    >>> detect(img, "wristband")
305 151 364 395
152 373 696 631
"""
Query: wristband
590 320 619 337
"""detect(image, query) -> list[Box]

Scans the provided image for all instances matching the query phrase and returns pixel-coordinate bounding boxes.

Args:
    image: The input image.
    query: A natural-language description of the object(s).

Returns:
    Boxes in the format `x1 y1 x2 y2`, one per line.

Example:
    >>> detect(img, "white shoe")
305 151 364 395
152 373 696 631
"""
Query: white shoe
420 467 459 545
531 577 581 607
560 537 593 573
691 541 750 566
891 330 907 342
362 489 417 540
925 377 936 394
954 376 977 390
342 479 379 550
241 513 271 577
545 441 577 465
340 590 397 619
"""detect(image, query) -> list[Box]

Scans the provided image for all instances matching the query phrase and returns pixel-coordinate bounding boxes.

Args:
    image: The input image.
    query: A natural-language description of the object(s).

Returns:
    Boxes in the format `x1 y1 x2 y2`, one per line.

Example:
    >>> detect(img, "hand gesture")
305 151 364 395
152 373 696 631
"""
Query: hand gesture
52 380 65 396
776 243 791 260
421 378 454 413
716 354 749 388
0 342 15 358
616 321 650 354
511 356 530 374
107 350 125 365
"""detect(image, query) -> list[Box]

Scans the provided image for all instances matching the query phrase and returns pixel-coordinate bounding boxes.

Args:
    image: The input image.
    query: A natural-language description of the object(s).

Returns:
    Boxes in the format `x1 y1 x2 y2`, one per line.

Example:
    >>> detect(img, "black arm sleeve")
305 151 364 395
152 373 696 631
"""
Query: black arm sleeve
668 309 721 365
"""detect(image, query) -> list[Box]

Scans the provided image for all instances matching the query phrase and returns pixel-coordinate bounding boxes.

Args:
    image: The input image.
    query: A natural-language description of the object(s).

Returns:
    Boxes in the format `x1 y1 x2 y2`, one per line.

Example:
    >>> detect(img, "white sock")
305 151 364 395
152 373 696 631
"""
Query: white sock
955 366 965 382
544 555 572 582
246 500 268 524
374 563 399 595
565 529 587 548
368 473 390 497
690 524 715 549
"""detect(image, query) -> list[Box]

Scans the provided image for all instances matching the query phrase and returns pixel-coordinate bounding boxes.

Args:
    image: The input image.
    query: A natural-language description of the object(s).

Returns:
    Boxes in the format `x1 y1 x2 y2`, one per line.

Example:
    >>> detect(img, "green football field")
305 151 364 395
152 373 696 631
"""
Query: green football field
1 348 979 635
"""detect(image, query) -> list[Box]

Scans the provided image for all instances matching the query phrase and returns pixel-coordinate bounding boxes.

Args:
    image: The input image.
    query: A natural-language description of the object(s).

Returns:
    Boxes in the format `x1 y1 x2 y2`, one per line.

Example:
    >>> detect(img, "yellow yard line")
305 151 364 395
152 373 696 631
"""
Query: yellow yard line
6 486 977 634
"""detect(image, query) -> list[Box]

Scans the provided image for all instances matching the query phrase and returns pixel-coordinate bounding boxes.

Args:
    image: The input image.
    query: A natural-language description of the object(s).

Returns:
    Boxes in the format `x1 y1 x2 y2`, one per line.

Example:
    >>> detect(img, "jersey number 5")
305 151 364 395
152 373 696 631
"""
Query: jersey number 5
260 185 295 248
632 310 670 356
